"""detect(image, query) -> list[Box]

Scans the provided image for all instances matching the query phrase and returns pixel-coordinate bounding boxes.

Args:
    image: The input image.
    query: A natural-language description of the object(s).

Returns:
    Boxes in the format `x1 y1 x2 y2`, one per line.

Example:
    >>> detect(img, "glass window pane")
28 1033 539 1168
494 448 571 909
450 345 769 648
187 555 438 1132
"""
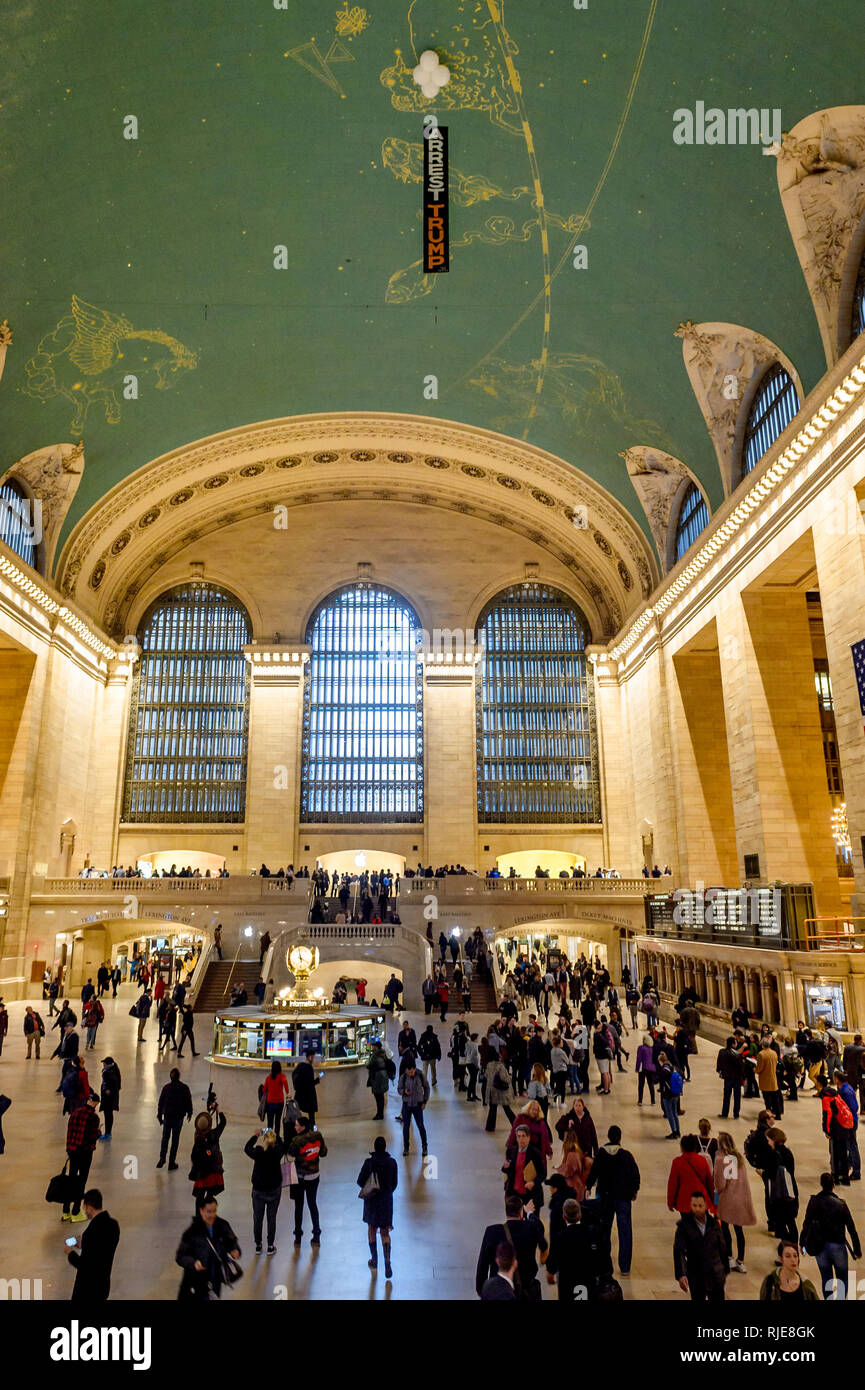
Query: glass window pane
742 364 799 475
674 483 710 560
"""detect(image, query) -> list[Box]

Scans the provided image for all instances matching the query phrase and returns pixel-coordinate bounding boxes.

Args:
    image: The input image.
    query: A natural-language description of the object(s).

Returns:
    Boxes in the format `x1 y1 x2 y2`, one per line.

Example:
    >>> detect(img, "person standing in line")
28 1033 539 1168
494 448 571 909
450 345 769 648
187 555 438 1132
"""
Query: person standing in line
62 1092 101 1223
635 1033 657 1106
417 1025 441 1089
358 1135 398 1278
23 1005 45 1059
213 924 223 961
157 1066 193 1170
176 1003 199 1057
584 1124 640 1276
66 1189 120 1301
713 1131 757 1274
244 1126 286 1254
758 1240 820 1301
176 1194 241 1301
801 1171 862 1299
98 1057 121 1142
287 1113 327 1247
673 1192 729 1303
397 1062 430 1156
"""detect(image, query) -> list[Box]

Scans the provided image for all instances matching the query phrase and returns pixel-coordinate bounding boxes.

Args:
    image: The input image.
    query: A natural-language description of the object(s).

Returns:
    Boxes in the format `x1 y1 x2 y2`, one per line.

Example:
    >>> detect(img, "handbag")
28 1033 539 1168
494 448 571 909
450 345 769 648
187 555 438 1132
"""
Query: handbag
45 1159 76 1205
257 1093 267 1121
358 1168 380 1200
281 1157 298 1189
207 1237 243 1287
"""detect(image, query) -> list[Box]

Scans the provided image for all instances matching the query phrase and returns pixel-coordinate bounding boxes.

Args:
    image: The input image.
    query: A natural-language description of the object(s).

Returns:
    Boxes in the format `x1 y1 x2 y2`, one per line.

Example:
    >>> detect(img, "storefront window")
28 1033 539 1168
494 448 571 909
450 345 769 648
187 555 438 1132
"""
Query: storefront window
804 981 846 1029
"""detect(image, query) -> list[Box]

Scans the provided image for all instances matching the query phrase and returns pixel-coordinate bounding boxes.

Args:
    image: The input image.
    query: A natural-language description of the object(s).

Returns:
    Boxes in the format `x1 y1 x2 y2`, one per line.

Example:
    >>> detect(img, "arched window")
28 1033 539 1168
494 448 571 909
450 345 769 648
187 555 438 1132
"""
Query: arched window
476 583 599 823
673 482 710 561
301 585 423 822
122 584 251 823
0 476 41 572
851 250 865 344
742 364 799 475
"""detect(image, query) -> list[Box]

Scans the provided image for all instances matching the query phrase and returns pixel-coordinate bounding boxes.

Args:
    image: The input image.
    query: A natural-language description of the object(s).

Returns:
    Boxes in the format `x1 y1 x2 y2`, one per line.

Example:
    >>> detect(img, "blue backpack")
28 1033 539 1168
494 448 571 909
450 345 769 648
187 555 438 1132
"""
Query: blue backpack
669 1070 684 1097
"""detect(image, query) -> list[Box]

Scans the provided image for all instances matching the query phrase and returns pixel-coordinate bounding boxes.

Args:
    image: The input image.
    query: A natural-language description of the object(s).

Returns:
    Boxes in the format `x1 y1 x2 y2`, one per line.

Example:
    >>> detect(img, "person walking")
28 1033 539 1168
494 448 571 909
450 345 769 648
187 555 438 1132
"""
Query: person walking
189 1108 226 1200
133 989 152 1042
716 1036 746 1120
176 1003 199 1057
176 1194 241 1300
756 1040 783 1119
476 1193 549 1300
397 1062 430 1156
763 1126 799 1242
292 1050 320 1122
555 1095 598 1159
673 1192 728 1303
464 1033 481 1101
23 1005 45 1059
62 1092 101 1223
821 1073 854 1185
260 1060 290 1133
286 1113 327 1247
0 999 8 1057
713 1131 757 1273
667 1134 715 1216
366 1041 391 1120
635 1033 657 1106
801 1171 862 1299
47 978 60 1016
157 1067 193 1170
213 923 223 961
417 1024 441 1089
584 1124 640 1275
759 1240 819 1302
657 1052 682 1139
836 1069 861 1182
545 1198 608 1301
66 1189 120 1302
502 1124 547 1216
98 1057 121 1142
244 1126 286 1254
485 1052 516 1133
358 1135 398 1278
110 965 121 998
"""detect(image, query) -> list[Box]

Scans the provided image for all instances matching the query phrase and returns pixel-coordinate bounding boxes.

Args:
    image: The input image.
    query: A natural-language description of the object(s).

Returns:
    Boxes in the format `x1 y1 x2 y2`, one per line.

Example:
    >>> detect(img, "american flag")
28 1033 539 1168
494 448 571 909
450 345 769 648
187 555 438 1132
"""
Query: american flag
852 639 865 731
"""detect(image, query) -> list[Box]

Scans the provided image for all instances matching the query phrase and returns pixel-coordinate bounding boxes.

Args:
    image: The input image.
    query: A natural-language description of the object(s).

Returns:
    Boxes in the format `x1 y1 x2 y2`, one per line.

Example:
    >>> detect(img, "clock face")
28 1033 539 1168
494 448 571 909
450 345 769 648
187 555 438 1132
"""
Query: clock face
289 945 316 973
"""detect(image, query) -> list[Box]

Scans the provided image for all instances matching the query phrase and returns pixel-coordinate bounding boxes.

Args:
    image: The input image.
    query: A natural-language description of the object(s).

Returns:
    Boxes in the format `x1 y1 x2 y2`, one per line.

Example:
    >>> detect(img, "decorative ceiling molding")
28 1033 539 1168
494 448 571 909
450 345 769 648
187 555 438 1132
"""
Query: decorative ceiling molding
772 106 865 367
674 321 803 497
1 441 85 575
0 318 11 387
57 413 658 594
620 448 707 576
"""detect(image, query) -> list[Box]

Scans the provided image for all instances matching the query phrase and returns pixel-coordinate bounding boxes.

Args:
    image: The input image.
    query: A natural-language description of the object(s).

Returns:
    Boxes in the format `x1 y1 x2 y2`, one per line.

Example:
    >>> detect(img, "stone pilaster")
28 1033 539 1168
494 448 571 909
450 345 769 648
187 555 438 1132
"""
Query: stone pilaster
244 645 308 870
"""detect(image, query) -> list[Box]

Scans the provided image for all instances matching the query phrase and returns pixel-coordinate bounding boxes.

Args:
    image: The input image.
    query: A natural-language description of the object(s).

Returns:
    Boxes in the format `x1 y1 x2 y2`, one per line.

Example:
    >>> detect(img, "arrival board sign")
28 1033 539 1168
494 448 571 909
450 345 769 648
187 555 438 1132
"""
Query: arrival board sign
423 125 449 272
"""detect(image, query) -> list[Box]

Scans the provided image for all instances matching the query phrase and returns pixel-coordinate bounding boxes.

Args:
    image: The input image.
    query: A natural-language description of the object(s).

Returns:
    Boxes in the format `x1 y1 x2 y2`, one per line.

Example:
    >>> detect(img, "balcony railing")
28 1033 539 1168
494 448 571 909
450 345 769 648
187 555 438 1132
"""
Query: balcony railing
407 875 667 898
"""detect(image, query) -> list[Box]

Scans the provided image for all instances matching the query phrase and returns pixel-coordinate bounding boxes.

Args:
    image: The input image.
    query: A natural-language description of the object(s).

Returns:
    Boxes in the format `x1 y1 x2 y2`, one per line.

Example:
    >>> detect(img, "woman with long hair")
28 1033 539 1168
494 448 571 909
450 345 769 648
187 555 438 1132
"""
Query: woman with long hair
713 1130 757 1273
260 1060 289 1134
243 1126 286 1254
555 1131 593 1201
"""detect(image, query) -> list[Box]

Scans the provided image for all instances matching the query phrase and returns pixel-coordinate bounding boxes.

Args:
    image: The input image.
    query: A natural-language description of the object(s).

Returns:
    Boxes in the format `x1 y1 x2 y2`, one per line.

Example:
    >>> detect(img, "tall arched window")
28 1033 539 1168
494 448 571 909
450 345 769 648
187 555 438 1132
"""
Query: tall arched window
742 364 799 475
0 476 41 572
301 585 423 822
851 251 865 344
476 583 600 823
673 482 710 561
122 584 251 822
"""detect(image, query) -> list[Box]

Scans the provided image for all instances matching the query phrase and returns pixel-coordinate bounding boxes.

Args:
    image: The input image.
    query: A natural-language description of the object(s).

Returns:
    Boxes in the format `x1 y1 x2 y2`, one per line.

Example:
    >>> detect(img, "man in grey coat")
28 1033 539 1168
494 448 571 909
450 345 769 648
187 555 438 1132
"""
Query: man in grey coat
397 1063 430 1156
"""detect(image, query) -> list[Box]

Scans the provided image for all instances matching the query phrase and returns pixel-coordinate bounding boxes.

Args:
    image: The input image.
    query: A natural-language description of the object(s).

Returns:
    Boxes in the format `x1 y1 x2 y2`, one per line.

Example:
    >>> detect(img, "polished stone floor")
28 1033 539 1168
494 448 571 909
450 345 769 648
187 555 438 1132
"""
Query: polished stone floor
0 986 862 1301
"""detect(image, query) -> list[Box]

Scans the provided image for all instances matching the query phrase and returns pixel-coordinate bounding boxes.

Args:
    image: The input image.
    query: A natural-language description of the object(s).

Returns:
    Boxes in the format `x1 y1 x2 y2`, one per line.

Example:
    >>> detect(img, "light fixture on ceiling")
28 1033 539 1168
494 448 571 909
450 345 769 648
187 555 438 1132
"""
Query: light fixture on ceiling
412 49 450 100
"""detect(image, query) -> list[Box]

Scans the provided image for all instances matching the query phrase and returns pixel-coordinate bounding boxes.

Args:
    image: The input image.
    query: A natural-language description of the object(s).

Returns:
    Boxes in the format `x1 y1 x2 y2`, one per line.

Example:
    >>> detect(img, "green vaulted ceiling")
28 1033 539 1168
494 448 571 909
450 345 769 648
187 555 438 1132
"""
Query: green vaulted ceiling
2 0 861 550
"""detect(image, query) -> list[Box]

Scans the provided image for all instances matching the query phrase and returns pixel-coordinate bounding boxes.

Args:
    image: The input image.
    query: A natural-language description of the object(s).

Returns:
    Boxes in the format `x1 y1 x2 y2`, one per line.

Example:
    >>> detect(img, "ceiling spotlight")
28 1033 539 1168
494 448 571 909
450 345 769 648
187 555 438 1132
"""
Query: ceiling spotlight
413 49 450 101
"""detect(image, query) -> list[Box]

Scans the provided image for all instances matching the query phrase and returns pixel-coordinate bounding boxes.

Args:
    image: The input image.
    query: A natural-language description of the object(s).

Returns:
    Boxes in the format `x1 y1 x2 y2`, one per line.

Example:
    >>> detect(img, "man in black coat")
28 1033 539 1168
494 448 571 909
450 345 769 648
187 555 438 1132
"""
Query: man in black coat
176 1195 241 1300
67 1189 120 1301
673 1193 728 1302
583 1124 640 1275
156 1067 193 1169
475 1195 548 1299
716 1036 746 1119
479 1241 518 1300
545 1198 605 1301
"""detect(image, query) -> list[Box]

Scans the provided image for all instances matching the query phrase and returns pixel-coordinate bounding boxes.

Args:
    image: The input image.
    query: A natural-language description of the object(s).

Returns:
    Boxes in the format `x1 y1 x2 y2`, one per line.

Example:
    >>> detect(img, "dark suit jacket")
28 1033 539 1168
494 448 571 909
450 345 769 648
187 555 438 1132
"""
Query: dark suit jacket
673 1213 728 1286
480 1273 517 1301
476 1217 547 1295
68 1210 120 1300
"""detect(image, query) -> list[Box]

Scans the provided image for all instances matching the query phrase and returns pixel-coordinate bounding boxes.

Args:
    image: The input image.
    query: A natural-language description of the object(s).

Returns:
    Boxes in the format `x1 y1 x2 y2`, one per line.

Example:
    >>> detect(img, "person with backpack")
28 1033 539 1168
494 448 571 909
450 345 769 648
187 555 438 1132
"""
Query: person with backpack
801 1171 862 1299
836 1069 861 1181
584 1123 640 1276
763 1126 799 1241
417 1024 441 1089
667 1134 715 1217
476 1193 549 1300
821 1074 854 1184
657 1051 682 1139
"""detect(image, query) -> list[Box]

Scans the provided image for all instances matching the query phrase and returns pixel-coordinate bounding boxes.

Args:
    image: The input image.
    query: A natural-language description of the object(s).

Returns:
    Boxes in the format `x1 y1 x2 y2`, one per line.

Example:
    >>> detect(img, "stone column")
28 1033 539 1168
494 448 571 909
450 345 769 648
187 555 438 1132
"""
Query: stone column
716 591 841 913
745 969 761 1019
423 647 478 869
85 648 138 869
244 645 308 870
591 652 636 872
758 970 774 1025
670 642 738 884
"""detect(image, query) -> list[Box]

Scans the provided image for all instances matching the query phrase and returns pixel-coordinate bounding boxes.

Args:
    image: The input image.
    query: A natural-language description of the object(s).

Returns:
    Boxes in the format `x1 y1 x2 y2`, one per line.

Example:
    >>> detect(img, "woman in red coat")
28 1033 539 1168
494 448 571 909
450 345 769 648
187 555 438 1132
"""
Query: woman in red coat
506 1100 553 1159
667 1133 716 1215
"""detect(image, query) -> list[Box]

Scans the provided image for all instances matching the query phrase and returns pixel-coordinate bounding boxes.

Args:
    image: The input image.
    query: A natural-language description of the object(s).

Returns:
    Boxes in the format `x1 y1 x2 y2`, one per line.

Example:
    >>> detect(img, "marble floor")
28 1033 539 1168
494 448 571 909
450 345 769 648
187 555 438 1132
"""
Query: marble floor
0 985 862 1301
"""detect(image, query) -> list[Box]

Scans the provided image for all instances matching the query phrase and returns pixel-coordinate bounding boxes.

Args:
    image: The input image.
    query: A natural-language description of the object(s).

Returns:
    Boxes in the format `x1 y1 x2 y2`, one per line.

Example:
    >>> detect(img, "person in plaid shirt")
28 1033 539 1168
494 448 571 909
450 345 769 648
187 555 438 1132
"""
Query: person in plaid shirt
63 1092 101 1222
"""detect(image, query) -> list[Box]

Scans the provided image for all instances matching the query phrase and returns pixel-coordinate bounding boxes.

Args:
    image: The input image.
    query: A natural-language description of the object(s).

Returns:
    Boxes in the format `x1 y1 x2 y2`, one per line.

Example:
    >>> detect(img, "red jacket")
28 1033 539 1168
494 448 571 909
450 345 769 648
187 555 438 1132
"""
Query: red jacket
154 978 166 1001
667 1151 716 1214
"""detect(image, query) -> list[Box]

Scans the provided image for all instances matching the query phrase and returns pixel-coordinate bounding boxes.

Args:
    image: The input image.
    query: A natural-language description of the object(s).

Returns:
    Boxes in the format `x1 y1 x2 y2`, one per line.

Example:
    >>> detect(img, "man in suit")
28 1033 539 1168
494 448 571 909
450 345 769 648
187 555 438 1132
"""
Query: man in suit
502 1126 547 1214
673 1192 729 1302
67 1189 120 1300
479 1241 518 1300
546 1198 606 1301
476 1194 548 1298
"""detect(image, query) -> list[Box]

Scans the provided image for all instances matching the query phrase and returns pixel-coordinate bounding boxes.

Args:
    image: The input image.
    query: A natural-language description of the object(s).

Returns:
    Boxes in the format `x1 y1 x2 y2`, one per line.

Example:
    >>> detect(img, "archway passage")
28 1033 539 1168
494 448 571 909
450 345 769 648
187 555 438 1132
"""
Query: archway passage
315 849 406 877
496 850 587 878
